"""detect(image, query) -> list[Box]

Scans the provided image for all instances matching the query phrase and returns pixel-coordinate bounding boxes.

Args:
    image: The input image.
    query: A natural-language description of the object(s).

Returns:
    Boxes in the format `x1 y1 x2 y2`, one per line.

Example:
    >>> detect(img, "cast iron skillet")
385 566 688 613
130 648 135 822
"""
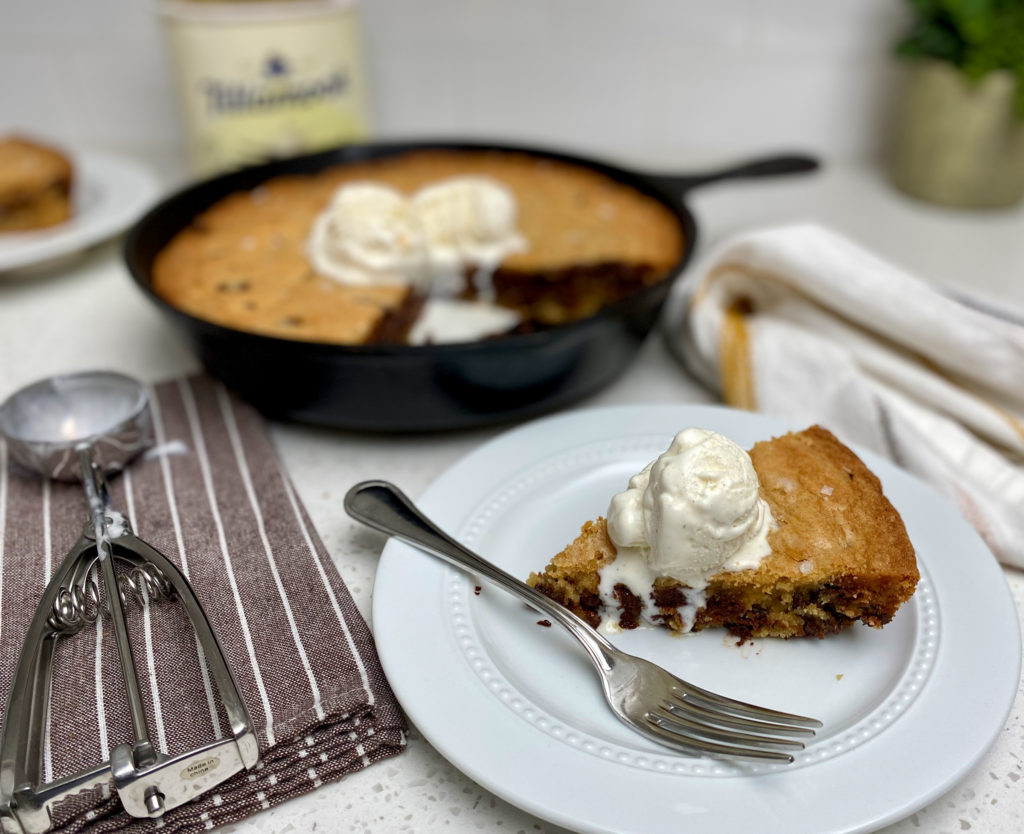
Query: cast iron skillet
124 141 817 431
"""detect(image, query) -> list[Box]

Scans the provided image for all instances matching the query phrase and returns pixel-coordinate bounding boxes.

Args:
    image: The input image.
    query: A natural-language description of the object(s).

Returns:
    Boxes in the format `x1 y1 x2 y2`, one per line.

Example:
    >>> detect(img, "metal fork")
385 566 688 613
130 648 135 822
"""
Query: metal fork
345 480 822 763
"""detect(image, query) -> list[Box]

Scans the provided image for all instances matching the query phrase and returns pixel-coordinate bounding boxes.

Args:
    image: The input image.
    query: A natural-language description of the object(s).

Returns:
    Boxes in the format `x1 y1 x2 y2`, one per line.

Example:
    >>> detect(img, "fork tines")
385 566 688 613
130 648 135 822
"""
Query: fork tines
644 679 822 763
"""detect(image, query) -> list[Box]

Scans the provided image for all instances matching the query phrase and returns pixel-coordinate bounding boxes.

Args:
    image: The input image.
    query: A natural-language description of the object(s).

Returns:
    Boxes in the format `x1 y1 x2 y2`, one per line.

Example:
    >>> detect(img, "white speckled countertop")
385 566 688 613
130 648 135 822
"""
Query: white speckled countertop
0 159 1021 834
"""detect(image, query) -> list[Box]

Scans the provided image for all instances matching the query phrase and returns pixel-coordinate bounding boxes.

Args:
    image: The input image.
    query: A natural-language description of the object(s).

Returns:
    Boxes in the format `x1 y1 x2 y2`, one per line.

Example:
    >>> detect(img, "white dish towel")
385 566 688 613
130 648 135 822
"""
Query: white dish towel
665 223 1024 569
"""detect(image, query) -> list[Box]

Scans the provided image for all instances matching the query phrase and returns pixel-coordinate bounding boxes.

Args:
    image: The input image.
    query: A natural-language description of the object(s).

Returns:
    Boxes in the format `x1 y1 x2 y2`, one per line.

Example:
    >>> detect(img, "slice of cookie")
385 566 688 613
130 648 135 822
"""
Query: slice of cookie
528 426 919 640
0 136 73 231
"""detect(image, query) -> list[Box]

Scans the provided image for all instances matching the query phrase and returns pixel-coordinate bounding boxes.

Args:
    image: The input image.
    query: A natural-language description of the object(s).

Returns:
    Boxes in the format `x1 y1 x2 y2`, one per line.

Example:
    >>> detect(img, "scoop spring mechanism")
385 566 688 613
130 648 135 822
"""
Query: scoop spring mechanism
48 525 175 637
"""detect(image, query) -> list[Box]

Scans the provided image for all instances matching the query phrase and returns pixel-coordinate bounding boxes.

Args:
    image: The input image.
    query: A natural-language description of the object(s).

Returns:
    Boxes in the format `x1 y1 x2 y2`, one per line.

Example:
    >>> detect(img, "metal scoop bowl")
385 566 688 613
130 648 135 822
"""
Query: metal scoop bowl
0 370 152 482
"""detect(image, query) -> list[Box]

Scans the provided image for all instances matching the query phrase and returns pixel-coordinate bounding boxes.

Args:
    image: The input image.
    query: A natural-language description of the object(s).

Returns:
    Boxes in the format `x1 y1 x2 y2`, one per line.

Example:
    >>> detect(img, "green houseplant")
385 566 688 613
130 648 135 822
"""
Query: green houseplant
889 0 1024 207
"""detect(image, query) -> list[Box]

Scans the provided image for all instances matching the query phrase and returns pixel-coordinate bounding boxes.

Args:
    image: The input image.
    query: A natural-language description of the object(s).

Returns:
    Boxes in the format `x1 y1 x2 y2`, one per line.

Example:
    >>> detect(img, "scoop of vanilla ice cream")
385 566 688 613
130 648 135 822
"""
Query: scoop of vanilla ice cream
606 466 655 548
307 182 428 286
607 428 773 584
412 177 526 271
307 176 527 297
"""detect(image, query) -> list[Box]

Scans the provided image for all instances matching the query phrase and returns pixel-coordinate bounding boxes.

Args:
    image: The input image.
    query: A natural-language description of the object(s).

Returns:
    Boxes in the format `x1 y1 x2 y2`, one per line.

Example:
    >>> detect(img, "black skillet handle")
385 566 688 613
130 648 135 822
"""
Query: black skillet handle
640 153 820 197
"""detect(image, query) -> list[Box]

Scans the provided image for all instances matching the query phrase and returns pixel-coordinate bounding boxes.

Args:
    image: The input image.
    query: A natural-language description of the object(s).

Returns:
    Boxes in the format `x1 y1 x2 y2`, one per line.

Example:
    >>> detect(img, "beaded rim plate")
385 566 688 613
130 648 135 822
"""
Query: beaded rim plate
373 404 1020 834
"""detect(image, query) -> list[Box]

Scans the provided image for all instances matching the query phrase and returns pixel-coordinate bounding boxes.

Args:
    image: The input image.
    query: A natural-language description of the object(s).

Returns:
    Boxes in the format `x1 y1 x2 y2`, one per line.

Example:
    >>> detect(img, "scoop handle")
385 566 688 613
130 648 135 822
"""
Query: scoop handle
79 445 157 768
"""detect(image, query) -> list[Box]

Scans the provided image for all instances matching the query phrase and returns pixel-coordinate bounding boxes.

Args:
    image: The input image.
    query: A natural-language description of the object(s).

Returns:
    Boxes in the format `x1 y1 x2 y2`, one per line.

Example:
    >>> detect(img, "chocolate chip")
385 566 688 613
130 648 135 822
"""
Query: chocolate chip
216 280 251 293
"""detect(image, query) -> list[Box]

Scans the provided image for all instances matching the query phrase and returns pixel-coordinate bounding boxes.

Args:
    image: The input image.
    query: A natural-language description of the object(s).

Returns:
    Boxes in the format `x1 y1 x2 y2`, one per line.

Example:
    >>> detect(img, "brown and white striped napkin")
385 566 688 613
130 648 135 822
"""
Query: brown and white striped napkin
0 375 406 833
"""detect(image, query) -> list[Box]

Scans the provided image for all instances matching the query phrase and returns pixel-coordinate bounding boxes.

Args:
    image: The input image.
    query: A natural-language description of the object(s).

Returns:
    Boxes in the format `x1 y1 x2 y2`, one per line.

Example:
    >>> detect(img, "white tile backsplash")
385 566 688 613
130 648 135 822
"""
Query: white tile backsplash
0 0 912 170
748 0 910 56
544 0 752 50
0 0 152 42
0 49 76 139
368 0 552 45
62 43 184 150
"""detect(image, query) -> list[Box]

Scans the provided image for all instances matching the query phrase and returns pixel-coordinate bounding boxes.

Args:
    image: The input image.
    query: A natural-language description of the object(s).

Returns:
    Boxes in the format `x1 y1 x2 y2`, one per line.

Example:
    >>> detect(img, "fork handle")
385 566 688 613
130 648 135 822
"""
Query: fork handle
345 480 619 673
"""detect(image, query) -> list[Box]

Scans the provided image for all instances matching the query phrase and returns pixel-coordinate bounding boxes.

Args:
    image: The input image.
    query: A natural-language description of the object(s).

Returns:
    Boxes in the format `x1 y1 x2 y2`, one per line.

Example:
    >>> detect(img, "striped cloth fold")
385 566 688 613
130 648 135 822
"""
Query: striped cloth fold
0 375 406 833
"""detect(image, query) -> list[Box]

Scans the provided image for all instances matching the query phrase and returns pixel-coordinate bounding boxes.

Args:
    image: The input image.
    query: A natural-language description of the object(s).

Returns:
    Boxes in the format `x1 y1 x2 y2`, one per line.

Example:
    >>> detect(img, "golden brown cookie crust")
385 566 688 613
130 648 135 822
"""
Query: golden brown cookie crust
528 425 919 639
152 150 685 344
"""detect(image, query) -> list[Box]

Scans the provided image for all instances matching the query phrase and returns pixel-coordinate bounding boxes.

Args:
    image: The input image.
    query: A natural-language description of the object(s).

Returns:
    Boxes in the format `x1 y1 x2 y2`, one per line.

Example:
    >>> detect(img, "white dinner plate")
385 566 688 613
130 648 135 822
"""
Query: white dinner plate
0 149 160 273
372 404 1020 834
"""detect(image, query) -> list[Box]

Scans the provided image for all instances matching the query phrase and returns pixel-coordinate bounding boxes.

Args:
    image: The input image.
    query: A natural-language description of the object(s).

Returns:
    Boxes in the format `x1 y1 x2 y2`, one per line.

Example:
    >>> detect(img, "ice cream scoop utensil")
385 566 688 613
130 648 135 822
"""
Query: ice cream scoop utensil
0 371 258 833
345 480 821 763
